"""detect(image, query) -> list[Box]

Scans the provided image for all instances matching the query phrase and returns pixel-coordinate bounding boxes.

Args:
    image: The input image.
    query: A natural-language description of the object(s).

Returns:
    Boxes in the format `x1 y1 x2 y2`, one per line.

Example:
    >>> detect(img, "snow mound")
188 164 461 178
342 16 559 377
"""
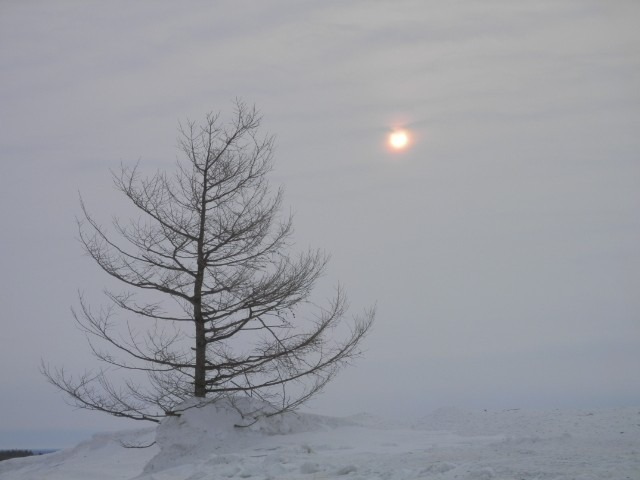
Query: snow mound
144 396 356 474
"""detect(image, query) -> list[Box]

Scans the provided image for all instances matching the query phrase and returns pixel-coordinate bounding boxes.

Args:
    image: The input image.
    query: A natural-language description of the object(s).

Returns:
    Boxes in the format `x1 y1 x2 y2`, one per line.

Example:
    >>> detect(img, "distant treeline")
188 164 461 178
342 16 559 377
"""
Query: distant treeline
0 450 35 462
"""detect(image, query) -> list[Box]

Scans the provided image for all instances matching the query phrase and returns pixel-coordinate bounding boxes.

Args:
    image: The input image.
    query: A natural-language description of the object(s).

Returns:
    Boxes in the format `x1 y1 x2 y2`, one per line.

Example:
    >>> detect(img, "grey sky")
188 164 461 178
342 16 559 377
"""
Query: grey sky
1 1 639 448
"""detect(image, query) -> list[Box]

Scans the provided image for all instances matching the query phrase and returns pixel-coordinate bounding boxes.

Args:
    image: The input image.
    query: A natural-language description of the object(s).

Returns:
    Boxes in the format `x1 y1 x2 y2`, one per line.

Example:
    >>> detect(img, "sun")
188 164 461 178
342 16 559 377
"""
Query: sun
388 129 410 150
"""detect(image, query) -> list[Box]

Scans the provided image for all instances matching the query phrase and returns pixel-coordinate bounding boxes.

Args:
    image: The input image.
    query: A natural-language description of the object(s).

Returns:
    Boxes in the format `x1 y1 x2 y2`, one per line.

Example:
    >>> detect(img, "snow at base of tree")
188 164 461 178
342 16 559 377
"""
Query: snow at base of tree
1 398 638 479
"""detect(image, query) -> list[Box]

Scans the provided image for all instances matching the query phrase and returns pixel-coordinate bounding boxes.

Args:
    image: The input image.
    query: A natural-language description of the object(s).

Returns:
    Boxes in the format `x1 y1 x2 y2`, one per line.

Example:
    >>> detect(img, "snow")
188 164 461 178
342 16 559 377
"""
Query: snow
1 399 638 480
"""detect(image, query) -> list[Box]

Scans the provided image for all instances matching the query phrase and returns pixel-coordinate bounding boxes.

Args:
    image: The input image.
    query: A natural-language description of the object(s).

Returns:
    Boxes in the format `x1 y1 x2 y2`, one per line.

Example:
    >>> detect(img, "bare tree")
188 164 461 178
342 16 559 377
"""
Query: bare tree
43 101 374 423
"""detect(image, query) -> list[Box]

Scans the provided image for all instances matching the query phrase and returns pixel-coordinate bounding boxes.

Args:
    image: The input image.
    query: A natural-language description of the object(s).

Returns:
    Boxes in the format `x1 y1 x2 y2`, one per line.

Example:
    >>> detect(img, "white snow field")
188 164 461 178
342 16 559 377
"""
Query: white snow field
1 399 638 480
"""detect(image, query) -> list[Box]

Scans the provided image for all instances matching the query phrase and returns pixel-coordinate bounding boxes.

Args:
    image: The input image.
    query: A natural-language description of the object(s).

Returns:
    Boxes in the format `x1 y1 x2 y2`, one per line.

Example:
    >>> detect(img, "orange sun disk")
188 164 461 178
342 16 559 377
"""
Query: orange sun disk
389 130 409 150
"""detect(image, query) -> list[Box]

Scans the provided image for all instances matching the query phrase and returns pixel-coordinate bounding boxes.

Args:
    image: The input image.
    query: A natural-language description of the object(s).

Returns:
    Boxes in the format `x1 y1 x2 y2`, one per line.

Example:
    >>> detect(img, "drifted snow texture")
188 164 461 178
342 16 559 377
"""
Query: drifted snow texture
1 399 639 480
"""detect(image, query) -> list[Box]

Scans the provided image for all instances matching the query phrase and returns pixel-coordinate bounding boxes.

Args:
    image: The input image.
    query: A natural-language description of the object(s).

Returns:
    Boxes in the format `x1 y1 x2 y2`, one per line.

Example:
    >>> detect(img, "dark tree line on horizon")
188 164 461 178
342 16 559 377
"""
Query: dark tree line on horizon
0 450 35 462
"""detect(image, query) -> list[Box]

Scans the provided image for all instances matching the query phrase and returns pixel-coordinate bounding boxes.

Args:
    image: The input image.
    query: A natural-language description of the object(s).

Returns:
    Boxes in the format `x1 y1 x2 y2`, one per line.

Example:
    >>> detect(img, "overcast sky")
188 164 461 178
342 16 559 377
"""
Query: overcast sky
1 1 639 448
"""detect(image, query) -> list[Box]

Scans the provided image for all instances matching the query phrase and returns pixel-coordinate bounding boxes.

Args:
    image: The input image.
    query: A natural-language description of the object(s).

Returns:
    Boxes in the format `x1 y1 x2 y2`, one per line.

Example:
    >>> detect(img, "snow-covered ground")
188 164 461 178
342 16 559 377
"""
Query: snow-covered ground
1 400 638 479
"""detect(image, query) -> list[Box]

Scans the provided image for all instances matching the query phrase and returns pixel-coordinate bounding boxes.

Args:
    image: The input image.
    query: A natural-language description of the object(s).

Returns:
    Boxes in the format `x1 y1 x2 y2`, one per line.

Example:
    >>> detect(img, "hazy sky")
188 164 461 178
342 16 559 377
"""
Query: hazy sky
1 1 639 448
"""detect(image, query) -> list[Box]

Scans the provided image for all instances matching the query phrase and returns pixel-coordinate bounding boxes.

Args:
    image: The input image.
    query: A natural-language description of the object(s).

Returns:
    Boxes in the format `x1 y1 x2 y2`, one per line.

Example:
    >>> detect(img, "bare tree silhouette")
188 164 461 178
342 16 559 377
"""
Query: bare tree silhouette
43 101 374 423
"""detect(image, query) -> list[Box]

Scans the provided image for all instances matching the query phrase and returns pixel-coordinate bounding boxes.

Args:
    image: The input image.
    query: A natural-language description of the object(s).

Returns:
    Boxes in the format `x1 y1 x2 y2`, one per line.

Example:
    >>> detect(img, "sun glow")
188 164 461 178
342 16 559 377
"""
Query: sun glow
388 129 410 150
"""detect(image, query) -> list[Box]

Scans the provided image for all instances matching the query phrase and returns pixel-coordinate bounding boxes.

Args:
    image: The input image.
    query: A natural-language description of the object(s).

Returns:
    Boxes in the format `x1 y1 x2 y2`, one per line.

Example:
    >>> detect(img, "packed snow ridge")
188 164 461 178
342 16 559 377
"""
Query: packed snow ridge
1 397 639 479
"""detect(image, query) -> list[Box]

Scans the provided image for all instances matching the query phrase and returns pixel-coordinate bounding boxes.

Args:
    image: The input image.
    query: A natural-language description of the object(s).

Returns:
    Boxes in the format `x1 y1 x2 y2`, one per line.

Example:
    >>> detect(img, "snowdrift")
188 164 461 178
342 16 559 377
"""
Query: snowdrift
1 399 638 479
145 396 361 476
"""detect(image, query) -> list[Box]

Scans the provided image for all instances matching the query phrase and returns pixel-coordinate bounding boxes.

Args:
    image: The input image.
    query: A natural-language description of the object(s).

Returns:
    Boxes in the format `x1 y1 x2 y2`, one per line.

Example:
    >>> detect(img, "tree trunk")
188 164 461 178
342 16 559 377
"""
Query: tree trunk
194 299 206 398
193 232 207 397
193 231 207 397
